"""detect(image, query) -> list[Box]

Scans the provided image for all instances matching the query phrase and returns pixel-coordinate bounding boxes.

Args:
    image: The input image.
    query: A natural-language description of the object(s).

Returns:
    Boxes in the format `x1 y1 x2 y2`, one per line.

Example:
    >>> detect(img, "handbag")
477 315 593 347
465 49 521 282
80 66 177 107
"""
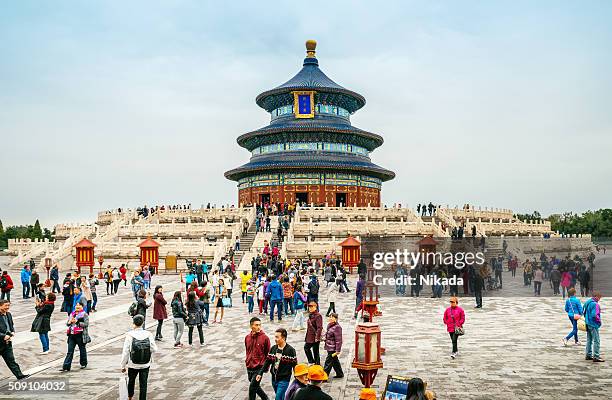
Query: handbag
118 373 129 400
450 309 465 336
569 299 582 321
222 297 231 307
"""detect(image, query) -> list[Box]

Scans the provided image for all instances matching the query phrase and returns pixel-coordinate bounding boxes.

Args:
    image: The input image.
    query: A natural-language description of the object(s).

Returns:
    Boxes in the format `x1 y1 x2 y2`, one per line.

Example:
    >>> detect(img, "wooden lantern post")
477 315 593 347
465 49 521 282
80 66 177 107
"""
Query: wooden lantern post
352 322 383 388
98 256 105 279
74 238 96 275
138 237 160 274
339 235 361 274
44 258 52 287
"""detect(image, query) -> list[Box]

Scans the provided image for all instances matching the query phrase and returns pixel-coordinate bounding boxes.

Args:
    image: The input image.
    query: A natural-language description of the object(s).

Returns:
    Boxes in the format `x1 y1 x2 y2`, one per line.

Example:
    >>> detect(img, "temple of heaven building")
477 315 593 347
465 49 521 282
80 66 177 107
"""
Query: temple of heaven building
225 40 395 207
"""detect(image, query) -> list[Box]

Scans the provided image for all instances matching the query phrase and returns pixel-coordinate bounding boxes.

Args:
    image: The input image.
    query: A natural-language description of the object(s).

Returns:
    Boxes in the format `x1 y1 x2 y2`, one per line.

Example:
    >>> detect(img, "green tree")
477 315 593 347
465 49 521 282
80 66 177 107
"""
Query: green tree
0 219 5 249
33 219 43 239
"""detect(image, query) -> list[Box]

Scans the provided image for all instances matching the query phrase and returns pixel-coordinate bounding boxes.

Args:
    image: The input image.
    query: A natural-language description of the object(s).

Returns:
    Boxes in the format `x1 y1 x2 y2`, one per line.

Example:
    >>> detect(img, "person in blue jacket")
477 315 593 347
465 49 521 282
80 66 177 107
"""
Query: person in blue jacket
584 290 604 362
266 276 284 322
20 266 32 299
563 288 583 346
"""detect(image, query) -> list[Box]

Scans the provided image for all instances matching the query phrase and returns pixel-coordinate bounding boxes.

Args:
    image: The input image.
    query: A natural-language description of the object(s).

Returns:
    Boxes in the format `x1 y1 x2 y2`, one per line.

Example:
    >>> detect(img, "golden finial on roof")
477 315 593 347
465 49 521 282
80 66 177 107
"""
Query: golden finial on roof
306 39 317 58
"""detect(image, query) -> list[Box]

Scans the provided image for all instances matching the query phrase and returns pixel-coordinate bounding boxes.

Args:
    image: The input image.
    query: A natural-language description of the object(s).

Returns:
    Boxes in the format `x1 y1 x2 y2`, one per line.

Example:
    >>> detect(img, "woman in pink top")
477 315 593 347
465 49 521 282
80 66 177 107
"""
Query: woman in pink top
560 270 572 299
443 296 465 359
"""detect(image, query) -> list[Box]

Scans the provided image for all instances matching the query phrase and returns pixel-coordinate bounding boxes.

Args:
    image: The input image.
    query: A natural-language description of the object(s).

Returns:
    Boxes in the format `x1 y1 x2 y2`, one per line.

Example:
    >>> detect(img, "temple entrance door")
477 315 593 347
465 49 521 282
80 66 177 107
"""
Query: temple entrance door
296 192 308 206
259 193 270 205
336 192 347 207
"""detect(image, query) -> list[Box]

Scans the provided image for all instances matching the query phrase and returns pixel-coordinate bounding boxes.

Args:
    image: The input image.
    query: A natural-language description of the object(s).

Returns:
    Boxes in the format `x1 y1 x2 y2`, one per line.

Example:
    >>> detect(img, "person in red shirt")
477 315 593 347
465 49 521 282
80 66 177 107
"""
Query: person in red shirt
119 264 127 287
245 317 271 400
1 271 14 301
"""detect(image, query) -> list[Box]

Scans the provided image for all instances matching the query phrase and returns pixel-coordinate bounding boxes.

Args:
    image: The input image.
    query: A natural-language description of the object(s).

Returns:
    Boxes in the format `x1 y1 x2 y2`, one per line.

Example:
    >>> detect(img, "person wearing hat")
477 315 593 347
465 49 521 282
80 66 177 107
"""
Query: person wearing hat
120 314 158 400
304 301 323 365
284 363 309 400
358 388 377 400
292 365 332 400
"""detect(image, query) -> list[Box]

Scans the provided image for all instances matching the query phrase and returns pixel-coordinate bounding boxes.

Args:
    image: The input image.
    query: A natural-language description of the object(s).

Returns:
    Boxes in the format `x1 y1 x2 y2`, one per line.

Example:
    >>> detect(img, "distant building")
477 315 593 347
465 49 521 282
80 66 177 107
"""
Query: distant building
225 40 395 207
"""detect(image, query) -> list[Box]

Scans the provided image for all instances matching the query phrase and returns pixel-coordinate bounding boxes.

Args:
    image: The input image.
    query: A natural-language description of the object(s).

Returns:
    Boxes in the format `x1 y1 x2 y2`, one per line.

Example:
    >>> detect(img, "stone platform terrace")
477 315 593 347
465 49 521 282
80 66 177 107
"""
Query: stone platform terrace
0 255 610 399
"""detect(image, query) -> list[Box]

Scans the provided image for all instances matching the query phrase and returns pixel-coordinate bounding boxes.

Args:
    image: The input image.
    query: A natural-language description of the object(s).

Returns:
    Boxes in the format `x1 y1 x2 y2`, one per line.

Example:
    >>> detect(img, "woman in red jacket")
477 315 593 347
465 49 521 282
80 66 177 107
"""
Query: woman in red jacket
1 271 14 301
153 285 168 341
443 296 465 359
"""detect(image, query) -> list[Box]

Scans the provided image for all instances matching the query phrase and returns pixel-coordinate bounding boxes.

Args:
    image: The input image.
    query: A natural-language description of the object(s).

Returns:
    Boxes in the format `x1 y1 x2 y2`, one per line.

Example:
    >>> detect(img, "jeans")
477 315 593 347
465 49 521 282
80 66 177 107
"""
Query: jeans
62 333 87 370
565 317 579 343
304 342 320 365
248 296 254 313
272 379 289 400
474 289 483 307
586 325 601 358
106 282 113 294
247 368 269 400
283 298 293 315
52 279 61 293
92 292 98 310
0 343 24 378
449 332 459 353
202 302 210 323
326 302 336 316
323 351 344 377
292 310 306 330
552 281 560 295
235 242 240 251
173 318 185 345
127 367 149 400
1 291 11 301
270 300 283 321
22 283 30 298
188 325 204 345
113 279 121 293
155 320 163 339
534 281 542 296
39 332 50 352
143 280 150 290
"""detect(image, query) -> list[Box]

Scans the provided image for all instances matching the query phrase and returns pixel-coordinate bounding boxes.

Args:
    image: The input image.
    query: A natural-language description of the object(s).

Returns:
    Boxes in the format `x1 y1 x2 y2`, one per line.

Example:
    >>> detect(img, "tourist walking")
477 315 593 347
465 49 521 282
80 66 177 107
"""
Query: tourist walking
32 292 55 354
30 269 40 298
292 286 307 331
245 317 271 400
325 278 339 317
50 265 60 293
170 291 187 348
88 274 99 311
0 300 29 379
284 364 309 400
153 285 167 341
563 288 583 346
268 276 284 322
323 312 344 378
533 267 544 296
61 302 90 372
473 267 484 309
282 276 294 316
104 265 113 295
304 301 323 365
255 328 298 400
355 273 365 319
292 365 332 400
120 314 158 400
241 270 253 303
20 265 31 299
584 291 604 362
134 290 150 329
185 291 204 346
60 273 74 316
213 278 227 323
1 271 14 301
443 296 465 359
112 267 122 294
560 269 572 299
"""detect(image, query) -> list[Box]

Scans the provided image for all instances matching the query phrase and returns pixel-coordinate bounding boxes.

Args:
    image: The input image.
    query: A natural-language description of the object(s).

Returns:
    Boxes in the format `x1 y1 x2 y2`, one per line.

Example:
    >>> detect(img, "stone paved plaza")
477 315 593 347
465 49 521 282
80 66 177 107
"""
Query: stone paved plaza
0 255 610 399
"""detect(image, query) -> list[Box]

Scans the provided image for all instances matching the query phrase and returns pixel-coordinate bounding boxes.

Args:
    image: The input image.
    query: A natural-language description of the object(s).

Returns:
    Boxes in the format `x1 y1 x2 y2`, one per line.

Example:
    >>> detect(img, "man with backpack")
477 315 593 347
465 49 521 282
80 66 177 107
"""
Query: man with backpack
121 315 157 400
307 275 319 304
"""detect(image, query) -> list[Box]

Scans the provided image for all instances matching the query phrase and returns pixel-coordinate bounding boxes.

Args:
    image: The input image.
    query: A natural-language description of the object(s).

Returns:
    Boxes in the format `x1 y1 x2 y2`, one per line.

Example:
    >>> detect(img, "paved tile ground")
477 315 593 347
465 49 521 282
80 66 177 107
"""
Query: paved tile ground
0 255 610 399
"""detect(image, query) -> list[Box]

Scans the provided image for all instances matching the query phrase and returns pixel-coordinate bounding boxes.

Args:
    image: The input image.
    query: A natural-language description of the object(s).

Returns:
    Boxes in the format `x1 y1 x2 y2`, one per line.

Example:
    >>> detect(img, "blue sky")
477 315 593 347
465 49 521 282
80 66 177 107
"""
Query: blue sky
1 1 611 227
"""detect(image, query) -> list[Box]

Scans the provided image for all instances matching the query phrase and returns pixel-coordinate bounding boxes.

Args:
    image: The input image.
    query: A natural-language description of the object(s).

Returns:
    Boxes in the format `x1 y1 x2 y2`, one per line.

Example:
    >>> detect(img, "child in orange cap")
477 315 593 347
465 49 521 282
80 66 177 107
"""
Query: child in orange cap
292 365 332 400
285 363 309 400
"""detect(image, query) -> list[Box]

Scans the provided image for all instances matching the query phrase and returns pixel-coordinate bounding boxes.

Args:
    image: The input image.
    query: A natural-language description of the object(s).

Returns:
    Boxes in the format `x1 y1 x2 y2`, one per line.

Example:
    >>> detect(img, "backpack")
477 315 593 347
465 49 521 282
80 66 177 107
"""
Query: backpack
130 336 152 364
0 277 6 289
309 280 319 296
128 302 138 317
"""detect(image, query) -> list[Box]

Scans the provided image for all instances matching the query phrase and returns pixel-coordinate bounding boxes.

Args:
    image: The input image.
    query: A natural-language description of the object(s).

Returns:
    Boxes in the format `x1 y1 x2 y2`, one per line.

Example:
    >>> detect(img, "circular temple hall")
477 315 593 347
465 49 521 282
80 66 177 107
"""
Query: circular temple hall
225 40 395 207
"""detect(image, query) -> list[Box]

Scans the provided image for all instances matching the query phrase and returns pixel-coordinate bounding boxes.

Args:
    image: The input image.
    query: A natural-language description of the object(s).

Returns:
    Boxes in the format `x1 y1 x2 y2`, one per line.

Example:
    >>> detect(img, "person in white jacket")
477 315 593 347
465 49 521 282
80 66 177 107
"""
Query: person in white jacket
120 315 157 400
325 278 339 317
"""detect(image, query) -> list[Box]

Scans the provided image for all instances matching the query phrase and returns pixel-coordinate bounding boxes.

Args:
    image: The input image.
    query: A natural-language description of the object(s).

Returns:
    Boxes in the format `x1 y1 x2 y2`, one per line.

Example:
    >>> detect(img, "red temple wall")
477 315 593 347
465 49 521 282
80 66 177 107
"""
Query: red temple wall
238 185 380 207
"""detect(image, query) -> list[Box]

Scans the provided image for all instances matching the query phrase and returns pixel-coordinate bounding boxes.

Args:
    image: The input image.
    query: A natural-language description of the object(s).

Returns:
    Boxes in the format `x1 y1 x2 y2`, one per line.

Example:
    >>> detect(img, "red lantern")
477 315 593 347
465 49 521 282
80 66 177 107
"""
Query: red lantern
44 258 52 287
352 322 383 388
339 235 361 274
138 237 160 274
74 238 96 275
98 256 105 279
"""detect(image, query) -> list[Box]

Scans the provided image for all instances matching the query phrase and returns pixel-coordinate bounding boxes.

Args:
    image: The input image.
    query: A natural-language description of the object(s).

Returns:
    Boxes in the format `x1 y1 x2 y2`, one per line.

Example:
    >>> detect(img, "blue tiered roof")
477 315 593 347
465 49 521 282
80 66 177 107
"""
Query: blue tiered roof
225 40 395 183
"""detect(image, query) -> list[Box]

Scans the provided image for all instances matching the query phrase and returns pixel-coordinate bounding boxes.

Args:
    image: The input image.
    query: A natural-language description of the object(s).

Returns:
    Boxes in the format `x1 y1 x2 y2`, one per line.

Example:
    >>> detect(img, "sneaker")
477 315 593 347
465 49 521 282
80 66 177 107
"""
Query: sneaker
575 341 582 346
40 350 50 355
593 358 605 363
450 352 456 359
585 355 593 360
563 338 568 347
334 374 345 379
17 374 30 380
80 365 87 369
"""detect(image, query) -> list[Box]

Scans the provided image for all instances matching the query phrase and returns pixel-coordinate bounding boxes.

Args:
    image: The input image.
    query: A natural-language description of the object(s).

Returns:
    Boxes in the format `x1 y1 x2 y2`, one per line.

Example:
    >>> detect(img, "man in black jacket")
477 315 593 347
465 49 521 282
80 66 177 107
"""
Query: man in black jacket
0 300 29 379
255 328 297 400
